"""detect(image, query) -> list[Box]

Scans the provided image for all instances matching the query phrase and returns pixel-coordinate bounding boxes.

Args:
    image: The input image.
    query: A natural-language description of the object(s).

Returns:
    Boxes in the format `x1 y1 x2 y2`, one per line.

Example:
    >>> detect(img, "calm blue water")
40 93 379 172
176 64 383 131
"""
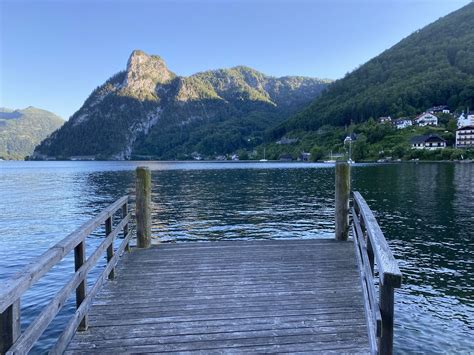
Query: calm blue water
0 161 473 353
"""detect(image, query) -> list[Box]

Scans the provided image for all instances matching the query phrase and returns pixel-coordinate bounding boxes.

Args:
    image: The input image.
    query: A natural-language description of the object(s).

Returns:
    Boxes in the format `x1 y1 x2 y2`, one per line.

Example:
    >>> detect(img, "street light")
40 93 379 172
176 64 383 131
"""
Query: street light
344 135 354 164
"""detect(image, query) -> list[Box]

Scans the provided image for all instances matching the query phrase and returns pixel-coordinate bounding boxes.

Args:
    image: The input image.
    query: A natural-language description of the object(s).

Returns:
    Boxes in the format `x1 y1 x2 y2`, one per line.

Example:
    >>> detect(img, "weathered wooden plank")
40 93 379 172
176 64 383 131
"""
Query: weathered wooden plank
109 273 359 285
353 192 402 287
67 330 370 353
119 254 358 266
68 326 369 350
65 341 370 355
126 244 349 256
89 291 361 309
87 309 366 331
70 316 366 342
96 280 361 296
87 301 365 321
142 238 337 249
0 196 128 314
93 289 362 307
76 315 366 342
85 311 366 331
116 264 358 276
124 252 356 265
94 290 362 306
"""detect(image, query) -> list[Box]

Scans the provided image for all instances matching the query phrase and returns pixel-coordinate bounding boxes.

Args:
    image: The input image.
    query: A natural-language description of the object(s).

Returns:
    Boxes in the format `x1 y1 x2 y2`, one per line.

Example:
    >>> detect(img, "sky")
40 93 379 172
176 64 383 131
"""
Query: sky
0 0 470 119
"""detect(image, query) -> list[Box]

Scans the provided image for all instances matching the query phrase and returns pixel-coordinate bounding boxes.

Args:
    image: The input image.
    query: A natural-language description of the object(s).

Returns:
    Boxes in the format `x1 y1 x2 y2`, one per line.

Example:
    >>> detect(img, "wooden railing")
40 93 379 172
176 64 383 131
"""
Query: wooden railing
351 191 402 355
0 196 131 355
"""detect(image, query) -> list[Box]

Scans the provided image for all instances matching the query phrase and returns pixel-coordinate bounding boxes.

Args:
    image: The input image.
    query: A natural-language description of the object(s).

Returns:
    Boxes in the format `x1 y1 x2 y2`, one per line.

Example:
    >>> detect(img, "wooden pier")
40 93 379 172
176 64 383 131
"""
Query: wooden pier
67 240 369 353
0 163 402 354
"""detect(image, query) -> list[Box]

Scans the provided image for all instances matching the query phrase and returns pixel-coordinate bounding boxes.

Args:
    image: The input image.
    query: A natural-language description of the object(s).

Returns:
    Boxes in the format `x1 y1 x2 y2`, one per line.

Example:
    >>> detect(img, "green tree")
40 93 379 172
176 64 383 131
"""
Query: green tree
310 146 325 161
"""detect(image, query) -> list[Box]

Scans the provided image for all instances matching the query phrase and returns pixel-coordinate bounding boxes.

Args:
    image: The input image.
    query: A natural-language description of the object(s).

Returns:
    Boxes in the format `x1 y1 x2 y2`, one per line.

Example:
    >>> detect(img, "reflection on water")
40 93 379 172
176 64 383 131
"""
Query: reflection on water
0 161 473 353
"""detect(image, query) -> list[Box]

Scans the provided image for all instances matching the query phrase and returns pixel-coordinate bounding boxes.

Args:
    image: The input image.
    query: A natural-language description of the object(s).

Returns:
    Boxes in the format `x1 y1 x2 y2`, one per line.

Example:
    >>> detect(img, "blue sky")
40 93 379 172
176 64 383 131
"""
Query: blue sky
0 0 470 119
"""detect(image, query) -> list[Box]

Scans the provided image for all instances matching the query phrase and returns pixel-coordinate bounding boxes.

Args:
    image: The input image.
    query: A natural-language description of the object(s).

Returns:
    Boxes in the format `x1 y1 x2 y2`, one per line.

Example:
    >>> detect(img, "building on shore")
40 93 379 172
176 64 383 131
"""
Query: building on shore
393 118 413 129
457 111 474 128
455 126 474 149
70 156 95 161
414 113 438 126
427 105 450 114
378 116 392 124
299 152 311 161
410 134 446 150
279 154 293 161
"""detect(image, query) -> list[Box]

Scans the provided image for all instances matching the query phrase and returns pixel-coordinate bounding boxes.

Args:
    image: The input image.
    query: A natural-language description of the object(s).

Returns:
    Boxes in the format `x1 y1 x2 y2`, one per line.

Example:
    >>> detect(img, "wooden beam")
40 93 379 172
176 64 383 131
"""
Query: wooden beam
74 241 88 331
379 283 395 355
0 301 20 355
335 162 350 241
122 203 130 252
105 217 114 279
136 167 152 248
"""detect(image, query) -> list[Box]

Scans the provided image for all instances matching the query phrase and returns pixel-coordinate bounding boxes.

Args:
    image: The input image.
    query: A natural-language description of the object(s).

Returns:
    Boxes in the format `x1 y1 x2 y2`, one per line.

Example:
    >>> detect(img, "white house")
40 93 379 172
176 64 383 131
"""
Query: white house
427 105 450 114
410 134 446 150
415 113 438 126
378 116 392 124
457 111 474 128
456 125 474 149
393 118 413 129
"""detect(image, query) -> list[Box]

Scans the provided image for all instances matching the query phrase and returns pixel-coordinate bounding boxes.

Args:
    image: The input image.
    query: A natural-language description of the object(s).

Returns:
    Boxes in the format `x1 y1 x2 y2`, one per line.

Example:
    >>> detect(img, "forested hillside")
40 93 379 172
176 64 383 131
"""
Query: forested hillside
0 107 63 159
34 51 330 160
274 2 474 137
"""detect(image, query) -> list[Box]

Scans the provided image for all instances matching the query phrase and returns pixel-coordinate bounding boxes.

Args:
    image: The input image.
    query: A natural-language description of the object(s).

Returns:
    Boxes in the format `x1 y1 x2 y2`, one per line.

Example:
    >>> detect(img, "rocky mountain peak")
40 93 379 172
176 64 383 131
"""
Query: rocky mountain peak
123 50 175 100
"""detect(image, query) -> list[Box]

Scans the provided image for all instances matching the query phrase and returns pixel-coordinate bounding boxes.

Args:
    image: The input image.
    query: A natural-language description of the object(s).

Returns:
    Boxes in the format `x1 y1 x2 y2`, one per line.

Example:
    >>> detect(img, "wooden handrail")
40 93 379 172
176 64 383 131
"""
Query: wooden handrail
351 191 402 355
0 196 131 355
353 192 402 287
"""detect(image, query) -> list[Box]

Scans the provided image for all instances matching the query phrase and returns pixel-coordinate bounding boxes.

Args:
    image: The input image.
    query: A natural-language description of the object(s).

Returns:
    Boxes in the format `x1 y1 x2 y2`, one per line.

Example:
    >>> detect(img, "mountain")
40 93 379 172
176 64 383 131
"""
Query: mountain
0 107 63 160
274 2 474 137
34 50 330 160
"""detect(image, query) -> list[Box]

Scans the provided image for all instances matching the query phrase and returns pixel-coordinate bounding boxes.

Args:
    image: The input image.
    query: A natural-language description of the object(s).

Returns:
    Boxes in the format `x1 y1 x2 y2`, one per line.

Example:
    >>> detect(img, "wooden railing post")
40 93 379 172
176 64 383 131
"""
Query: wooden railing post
0 300 20 354
136 167 152 248
74 241 88 331
379 282 395 355
122 202 130 252
366 234 375 275
335 161 350 241
105 217 115 279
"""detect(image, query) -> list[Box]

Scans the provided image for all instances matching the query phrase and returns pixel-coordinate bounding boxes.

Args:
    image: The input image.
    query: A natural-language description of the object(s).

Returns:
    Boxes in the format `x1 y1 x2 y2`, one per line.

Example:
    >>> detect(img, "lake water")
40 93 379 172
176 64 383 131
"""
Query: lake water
0 161 473 353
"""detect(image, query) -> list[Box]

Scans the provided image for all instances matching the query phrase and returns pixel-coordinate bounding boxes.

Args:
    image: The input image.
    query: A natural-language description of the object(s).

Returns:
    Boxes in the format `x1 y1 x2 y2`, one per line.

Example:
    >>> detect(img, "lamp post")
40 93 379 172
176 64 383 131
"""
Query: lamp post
344 135 353 164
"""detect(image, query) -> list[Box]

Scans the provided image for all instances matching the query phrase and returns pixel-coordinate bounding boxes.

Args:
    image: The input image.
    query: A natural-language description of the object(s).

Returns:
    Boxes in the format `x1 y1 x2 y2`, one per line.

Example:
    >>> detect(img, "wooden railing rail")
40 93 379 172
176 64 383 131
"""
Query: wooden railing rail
351 191 402 355
0 196 131 355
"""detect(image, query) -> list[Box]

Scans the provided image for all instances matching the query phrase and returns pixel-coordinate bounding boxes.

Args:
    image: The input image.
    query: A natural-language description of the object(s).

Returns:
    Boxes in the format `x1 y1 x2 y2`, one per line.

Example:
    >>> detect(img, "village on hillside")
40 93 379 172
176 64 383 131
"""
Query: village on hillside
246 106 474 163
377 106 474 151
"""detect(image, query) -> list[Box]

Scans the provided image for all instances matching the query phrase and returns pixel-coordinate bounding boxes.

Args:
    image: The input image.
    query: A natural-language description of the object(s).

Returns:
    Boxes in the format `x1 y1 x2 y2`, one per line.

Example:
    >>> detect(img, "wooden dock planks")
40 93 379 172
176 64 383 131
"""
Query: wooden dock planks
66 239 371 354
